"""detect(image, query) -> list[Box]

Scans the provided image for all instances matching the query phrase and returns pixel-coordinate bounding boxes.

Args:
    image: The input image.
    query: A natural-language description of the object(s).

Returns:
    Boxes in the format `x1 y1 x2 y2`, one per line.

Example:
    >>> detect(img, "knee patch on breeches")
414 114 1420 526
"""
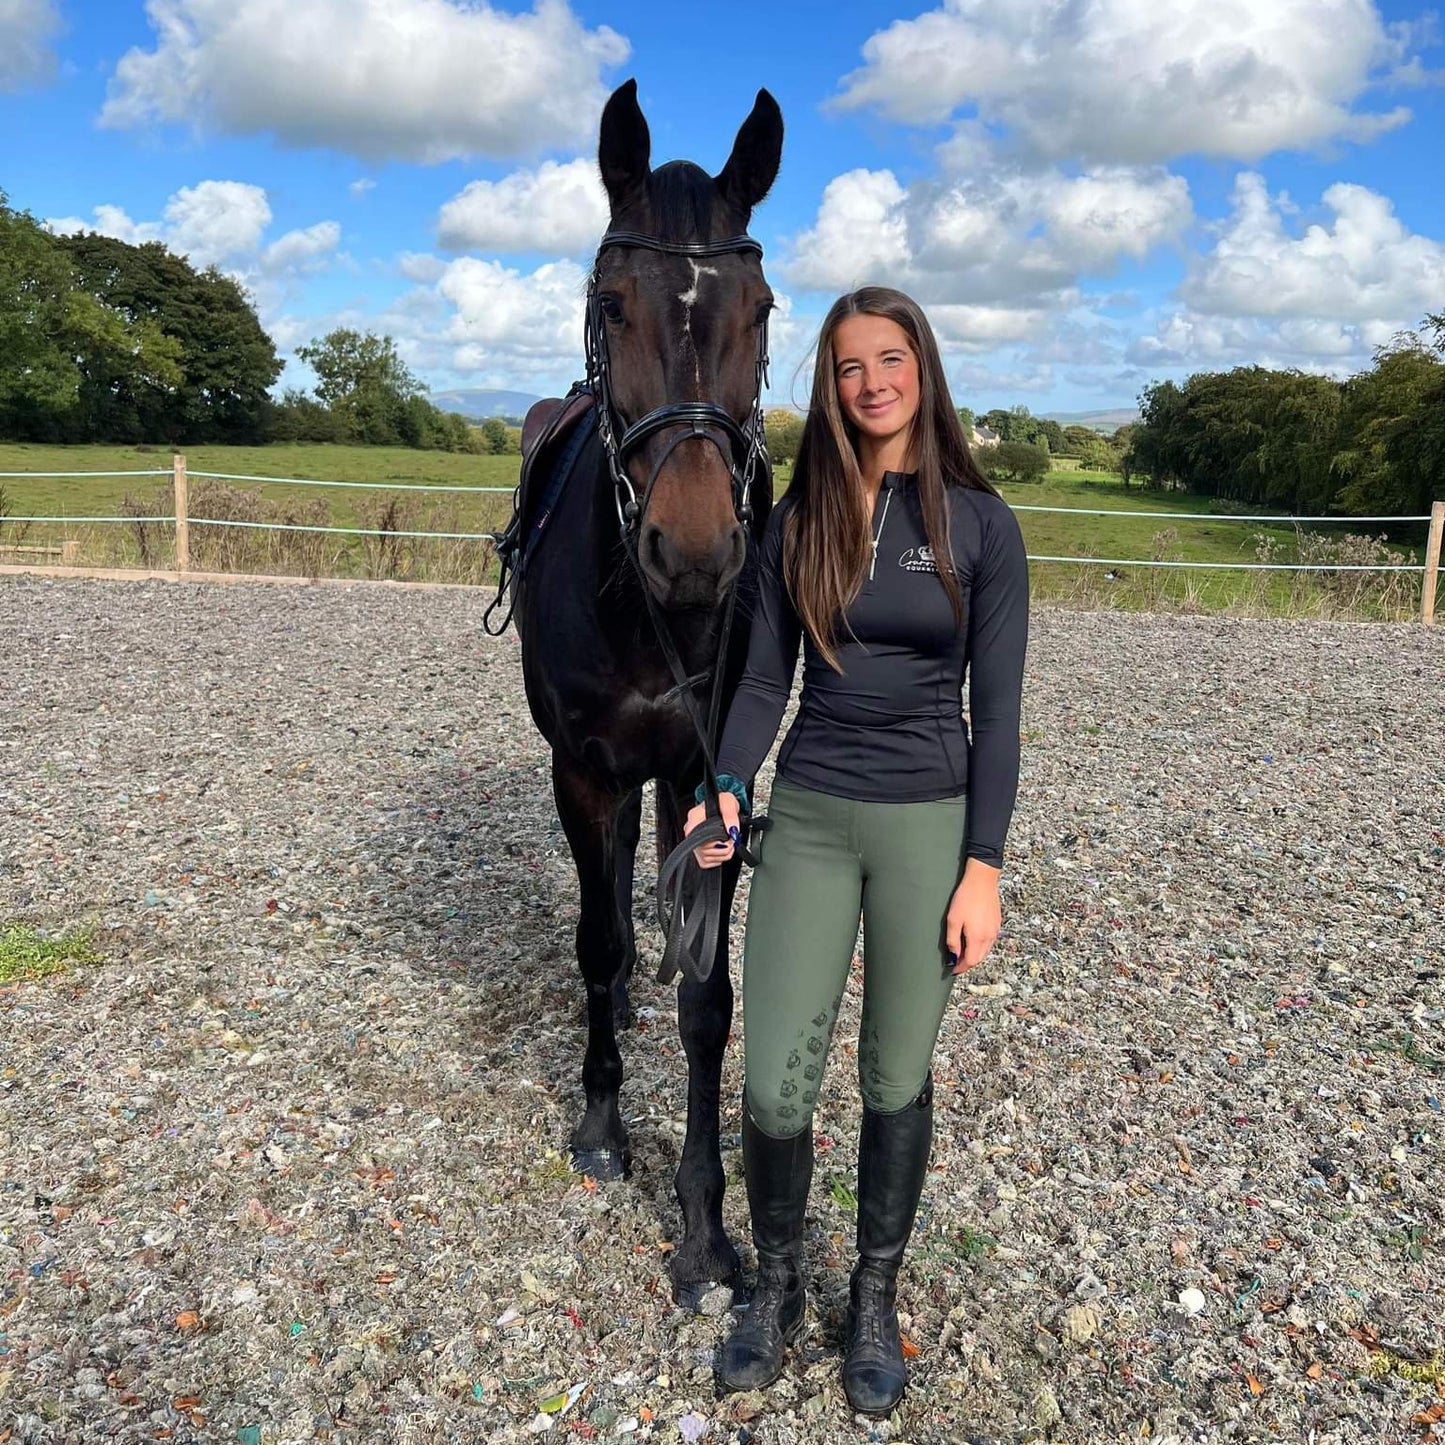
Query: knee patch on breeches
860 1068 934 1117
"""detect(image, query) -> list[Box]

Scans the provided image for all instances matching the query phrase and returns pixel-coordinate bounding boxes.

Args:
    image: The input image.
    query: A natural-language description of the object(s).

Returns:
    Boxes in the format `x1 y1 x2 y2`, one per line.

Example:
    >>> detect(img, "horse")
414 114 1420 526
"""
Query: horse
505 79 782 1309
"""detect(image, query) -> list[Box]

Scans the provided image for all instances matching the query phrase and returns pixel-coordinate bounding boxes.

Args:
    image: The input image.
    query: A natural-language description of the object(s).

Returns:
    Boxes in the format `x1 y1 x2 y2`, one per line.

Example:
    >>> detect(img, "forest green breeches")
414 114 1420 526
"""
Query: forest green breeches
741 782 970 1138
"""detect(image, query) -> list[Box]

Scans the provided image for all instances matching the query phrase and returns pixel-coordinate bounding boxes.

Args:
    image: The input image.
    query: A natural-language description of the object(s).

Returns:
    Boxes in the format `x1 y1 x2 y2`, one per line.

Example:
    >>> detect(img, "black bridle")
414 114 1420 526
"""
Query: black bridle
586 229 771 538
586 228 772 987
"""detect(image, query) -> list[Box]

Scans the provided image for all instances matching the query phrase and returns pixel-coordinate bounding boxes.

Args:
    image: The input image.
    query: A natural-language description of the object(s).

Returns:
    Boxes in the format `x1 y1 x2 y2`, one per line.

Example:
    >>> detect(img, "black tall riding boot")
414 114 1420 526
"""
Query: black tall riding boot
842 1074 934 1416
716 1105 813 1391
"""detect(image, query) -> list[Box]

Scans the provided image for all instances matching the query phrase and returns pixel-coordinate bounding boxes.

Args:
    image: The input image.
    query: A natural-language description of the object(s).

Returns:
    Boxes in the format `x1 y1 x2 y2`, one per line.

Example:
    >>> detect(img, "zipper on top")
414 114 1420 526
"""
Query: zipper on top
868 485 893 580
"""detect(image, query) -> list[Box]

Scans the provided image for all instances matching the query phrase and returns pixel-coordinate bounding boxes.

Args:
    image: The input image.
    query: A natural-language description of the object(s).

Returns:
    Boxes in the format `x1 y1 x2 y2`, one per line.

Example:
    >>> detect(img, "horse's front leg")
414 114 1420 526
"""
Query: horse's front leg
553 753 632 1180
610 785 642 1031
659 783 742 1309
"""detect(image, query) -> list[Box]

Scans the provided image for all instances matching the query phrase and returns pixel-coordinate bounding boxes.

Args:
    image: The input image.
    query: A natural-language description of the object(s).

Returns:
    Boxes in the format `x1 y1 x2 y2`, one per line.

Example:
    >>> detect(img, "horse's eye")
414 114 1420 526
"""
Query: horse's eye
754 299 775 326
598 295 625 325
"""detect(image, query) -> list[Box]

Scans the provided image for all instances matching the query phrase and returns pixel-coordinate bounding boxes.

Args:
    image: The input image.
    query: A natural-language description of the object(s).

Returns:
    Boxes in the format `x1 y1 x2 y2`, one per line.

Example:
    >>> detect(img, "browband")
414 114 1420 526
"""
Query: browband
596 230 764 260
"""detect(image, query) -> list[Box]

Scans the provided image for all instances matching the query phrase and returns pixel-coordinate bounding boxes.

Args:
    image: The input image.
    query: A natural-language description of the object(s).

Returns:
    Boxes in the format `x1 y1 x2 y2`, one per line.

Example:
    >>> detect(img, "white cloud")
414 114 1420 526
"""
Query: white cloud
398 252 448 283
349 178 377 198
784 164 1192 343
1122 308 1400 374
165 181 274 264
46 204 160 247
49 181 276 267
435 256 588 377
1182 172 1445 322
1127 171 1445 373
437 158 608 256
100 0 629 163
44 182 343 347
784 169 911 294
835 0 1416 165
262 220 342 274
949 359 1057 397
0 0 60 92
928 305 1054 351
1039 171 1195 268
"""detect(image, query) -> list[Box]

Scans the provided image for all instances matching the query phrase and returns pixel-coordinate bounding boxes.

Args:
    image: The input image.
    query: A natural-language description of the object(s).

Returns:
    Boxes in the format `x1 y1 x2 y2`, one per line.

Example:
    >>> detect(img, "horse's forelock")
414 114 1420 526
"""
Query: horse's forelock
639 162 738 245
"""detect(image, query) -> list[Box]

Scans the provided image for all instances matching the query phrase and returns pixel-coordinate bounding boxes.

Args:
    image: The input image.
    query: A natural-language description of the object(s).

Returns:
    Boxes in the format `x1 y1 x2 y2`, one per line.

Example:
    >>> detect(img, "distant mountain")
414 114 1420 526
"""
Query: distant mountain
1042 407 1140 434
431 388 543 421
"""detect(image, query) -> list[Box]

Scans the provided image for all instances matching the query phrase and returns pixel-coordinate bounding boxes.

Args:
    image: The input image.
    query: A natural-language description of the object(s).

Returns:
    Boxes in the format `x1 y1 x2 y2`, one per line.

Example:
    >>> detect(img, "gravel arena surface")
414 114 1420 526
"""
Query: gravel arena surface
1 576 1442 1445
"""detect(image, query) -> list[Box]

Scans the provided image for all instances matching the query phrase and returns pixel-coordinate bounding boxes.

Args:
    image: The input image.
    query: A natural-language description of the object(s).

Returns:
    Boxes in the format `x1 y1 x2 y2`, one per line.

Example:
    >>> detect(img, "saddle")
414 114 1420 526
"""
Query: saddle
484 385 596 634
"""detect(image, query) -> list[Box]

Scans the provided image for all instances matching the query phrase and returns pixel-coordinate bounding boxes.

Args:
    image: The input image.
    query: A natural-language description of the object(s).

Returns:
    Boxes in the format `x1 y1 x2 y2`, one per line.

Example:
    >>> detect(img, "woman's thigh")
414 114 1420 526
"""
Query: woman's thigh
742 785 863 1137
856 795 969 1112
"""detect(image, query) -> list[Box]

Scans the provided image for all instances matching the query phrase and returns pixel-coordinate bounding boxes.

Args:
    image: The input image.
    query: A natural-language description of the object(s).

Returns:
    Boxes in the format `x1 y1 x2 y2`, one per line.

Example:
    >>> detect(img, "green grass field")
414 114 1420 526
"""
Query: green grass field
0 442 1432 619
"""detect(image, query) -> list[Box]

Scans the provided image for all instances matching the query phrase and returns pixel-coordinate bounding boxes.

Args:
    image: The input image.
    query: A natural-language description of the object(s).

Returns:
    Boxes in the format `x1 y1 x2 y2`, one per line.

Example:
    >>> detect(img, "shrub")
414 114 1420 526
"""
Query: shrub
985 440 1050 483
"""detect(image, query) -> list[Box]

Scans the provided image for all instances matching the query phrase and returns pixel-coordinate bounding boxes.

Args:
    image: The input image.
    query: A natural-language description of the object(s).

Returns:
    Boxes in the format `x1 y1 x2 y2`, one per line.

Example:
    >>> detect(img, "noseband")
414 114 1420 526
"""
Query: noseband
585 230 770 537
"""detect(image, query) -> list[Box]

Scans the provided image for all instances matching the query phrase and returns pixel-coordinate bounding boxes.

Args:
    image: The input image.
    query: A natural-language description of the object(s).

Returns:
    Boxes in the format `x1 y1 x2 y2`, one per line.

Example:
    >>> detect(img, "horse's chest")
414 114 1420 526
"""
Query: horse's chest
560 686 700 785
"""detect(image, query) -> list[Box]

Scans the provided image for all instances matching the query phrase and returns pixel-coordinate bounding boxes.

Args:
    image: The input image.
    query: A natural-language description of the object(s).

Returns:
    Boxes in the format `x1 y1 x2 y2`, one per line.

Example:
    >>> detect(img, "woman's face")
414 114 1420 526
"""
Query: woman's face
832 313 921 453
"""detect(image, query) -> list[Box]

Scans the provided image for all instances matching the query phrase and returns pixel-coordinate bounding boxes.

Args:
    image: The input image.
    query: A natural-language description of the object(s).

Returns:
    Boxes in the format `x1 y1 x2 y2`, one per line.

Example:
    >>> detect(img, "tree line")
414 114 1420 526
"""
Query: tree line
0 193 502 453
1122 321 1445 517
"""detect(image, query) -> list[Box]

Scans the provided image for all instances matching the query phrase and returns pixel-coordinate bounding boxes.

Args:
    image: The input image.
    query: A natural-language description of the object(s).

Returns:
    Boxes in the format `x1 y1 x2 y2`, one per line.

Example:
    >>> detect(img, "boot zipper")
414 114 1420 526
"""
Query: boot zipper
868 486 893 581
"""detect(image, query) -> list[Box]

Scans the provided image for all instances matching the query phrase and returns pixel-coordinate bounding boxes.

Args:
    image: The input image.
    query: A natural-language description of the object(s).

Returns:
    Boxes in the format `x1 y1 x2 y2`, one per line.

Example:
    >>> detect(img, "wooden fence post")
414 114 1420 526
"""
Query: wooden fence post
1423 499 1444 626
173 453 190 573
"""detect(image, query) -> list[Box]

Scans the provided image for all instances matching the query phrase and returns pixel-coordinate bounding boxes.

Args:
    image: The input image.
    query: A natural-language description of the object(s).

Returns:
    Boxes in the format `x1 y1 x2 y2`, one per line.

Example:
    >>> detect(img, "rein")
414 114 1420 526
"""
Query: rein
585 228 771 988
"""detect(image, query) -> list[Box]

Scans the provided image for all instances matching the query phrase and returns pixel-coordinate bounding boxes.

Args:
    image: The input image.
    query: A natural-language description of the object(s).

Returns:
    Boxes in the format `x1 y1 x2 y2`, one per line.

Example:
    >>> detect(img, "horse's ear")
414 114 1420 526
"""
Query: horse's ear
598 78 652 213
714 89 783 217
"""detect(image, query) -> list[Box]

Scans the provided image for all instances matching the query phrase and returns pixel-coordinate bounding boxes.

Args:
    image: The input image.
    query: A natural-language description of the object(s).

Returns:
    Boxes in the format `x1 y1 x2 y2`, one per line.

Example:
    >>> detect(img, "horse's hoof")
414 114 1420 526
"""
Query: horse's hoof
570 1147 631 1181
674 1278 736 1317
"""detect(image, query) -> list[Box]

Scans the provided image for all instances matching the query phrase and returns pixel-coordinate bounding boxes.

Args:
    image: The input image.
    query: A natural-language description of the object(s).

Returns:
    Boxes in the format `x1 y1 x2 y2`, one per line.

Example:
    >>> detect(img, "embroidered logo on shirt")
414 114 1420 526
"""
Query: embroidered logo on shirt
898 545 939 574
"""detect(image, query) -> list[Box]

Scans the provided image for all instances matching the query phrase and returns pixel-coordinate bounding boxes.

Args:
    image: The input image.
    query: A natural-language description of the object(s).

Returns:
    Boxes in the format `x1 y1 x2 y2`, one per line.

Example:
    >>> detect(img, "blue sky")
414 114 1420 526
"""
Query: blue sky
3 0 1443 416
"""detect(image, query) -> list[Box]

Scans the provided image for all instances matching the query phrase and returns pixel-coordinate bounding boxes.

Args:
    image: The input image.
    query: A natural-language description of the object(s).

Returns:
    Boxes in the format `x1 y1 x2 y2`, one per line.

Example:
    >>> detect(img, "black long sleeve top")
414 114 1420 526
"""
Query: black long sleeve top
715 470 1029 867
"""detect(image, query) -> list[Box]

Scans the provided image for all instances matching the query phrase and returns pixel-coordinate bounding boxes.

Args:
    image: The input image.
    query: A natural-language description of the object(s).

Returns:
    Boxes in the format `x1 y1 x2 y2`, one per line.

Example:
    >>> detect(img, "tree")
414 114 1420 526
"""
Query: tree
985 440 1050 483
266 388 349 443
480 417 512 454
764 408 805 465
982 407 1014 439
59 231 278 442
296 328 425 445
982 405 1046 447
0 194 79 424
1333 333 1445 515
956 405 975 433
1 196 187 441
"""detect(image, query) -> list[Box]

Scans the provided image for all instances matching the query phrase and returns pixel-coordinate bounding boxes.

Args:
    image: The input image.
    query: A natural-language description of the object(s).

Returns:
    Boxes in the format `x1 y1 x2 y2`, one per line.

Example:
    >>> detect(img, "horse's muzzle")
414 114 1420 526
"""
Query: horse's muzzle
639 521 746 609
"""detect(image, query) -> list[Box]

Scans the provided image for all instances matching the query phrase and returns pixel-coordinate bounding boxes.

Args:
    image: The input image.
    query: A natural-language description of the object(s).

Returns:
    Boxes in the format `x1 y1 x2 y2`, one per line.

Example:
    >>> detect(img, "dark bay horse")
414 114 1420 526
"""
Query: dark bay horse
513 80 782 1307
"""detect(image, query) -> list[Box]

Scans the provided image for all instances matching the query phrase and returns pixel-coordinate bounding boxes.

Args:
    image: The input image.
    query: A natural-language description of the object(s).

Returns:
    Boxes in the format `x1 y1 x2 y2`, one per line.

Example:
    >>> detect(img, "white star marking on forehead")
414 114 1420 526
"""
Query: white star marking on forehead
679 259 720 389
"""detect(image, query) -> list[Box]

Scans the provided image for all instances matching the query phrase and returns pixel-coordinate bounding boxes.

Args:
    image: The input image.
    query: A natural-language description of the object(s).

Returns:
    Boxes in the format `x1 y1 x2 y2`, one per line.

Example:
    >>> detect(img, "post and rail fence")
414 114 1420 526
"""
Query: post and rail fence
0 454 1441 623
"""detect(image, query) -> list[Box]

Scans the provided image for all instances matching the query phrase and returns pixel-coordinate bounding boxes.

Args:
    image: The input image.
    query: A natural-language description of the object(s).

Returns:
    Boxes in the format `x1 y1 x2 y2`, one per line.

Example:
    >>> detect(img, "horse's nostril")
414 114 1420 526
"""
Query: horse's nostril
643 524 670 577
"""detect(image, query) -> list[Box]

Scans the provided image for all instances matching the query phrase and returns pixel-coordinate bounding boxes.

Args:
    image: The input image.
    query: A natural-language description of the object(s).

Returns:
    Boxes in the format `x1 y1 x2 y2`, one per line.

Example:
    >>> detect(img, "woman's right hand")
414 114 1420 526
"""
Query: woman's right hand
685 791 742 869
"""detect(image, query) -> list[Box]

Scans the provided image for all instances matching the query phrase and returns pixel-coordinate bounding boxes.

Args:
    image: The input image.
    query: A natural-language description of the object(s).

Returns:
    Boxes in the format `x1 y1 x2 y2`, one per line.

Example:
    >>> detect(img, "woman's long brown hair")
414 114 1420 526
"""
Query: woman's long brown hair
783 286 1000 671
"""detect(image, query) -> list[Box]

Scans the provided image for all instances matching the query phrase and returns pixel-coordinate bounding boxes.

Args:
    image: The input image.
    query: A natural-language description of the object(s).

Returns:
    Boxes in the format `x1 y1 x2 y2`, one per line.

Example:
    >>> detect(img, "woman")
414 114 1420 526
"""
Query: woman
684 287 1029 1415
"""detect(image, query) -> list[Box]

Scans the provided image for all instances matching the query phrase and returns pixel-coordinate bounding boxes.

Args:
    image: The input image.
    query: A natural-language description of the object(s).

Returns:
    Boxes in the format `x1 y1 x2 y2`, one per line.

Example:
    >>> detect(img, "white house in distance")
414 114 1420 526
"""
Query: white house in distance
970 425 1000 448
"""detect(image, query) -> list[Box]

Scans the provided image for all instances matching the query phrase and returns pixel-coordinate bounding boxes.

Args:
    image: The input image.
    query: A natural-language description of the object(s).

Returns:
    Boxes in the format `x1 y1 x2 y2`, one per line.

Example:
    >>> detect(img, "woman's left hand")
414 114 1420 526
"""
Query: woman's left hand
945 861 1002 975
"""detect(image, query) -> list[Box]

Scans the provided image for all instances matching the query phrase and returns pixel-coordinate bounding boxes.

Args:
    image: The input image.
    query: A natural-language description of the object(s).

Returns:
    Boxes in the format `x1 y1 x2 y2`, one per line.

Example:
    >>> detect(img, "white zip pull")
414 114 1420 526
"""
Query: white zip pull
869 486 893 580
